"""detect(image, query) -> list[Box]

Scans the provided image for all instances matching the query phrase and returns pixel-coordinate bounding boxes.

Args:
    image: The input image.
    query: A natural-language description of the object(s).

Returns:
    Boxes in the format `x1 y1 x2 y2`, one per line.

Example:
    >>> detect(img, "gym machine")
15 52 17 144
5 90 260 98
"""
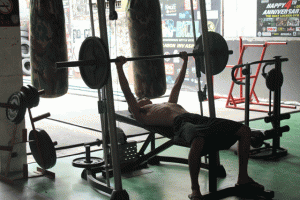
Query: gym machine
232 56 290 159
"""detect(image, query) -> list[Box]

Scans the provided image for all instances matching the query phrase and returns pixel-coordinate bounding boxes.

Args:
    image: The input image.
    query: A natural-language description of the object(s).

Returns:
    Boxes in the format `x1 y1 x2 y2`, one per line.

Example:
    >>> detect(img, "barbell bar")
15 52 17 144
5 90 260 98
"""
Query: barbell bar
56 50 233 69
55 32 233 89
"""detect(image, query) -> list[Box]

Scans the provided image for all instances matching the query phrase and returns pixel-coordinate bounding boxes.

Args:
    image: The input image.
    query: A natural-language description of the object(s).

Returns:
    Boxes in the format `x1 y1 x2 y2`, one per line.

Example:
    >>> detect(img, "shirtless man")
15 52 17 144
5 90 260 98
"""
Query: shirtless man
116 52 264 200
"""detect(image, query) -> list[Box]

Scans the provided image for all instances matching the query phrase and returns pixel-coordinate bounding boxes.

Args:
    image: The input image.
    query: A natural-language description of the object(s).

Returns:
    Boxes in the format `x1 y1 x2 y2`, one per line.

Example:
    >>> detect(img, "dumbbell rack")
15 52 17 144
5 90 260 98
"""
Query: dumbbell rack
226 37 296 113
232 56 290 160
249 57 290 159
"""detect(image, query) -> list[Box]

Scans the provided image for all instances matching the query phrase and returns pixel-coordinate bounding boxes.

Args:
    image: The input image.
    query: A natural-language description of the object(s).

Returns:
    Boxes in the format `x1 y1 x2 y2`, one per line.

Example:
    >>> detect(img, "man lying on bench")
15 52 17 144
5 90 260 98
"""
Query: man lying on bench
115 52 265 200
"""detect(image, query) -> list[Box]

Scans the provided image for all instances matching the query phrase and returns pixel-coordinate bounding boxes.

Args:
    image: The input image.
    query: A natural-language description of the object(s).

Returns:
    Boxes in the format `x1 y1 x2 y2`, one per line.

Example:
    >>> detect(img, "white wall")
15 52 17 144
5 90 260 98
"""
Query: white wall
0 26 27 173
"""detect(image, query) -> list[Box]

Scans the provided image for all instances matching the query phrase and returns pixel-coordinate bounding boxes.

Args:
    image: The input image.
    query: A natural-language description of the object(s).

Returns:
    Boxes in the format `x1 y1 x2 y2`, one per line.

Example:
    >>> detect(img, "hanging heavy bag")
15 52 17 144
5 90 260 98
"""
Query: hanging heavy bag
126 0 166 99
30 0 68 98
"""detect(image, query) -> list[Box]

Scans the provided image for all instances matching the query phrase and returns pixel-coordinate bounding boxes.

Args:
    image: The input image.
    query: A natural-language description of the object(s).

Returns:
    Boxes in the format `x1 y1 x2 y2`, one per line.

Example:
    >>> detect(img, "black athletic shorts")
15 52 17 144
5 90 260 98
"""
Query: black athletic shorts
173 113 243 152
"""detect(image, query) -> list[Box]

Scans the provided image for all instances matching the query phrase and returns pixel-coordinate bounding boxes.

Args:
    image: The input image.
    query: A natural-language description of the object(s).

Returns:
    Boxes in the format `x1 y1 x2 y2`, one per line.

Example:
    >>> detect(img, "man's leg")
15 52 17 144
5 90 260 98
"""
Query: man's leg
234 125 264 188
188 137 205 199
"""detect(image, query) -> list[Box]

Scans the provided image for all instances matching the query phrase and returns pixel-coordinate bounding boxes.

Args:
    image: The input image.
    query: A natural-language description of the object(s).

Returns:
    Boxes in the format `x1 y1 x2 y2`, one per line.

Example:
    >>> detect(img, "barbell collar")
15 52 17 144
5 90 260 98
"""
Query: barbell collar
38 90 45 96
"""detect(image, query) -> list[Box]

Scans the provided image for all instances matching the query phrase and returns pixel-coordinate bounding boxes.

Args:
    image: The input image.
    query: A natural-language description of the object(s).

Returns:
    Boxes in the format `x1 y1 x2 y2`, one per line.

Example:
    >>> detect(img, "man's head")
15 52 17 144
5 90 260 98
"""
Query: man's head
137 97 152 107
128 97 152 114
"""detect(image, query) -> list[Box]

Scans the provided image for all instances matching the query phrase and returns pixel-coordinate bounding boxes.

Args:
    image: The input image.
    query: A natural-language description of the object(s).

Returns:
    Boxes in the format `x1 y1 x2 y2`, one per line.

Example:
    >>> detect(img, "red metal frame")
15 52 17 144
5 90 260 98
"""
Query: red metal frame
225 37 295 113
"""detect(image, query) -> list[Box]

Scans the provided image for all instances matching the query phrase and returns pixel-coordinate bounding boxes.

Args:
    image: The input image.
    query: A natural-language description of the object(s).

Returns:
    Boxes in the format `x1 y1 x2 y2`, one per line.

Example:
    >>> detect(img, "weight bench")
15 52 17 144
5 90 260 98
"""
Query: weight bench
115 110 275 199
115 110 226 176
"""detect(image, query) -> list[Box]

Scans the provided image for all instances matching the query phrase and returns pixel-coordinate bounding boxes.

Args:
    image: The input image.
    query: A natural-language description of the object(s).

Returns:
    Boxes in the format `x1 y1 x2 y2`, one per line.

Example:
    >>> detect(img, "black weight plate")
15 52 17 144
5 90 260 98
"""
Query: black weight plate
194 32 229 76
20 86 31 107
27 85 40 107
72 157 104 168
6 92 26 124
266 69 283 91
79 37 110 89
29 128 57 169
20 85 39 108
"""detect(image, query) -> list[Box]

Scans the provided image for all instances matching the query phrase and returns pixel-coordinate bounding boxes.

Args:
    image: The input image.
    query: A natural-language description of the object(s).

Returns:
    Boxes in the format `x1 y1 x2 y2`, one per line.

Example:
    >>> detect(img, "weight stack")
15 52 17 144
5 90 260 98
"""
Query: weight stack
30 0 68 98
127 0 166 99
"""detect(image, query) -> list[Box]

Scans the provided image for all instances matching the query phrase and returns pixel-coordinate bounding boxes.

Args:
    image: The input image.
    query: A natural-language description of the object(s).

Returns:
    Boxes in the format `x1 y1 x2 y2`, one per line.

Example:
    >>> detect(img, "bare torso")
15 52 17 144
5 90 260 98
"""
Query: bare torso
137 102 189 126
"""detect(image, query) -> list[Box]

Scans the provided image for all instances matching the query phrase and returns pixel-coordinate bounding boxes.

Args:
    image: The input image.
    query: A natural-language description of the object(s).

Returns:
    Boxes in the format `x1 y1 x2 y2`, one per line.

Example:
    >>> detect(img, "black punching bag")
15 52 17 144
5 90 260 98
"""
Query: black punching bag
127 0 166 99
30 0 68 98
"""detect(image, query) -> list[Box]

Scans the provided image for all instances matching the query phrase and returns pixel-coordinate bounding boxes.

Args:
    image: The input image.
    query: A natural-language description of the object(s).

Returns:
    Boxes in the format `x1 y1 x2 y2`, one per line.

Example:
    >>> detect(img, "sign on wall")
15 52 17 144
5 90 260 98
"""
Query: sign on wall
161 0 221 85
0 0 20 27
257 0 300 37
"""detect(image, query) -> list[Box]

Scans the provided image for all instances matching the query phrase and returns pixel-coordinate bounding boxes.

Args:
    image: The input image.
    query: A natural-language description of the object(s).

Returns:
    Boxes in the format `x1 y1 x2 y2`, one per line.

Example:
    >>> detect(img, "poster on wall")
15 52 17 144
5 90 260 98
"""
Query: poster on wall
161 0 221 86
257 0 300 37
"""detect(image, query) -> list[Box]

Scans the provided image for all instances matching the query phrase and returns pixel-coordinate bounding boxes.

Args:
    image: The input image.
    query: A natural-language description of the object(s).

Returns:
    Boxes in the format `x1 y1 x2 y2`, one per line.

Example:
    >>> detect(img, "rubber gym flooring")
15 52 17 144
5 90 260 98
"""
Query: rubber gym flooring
0 77 299 199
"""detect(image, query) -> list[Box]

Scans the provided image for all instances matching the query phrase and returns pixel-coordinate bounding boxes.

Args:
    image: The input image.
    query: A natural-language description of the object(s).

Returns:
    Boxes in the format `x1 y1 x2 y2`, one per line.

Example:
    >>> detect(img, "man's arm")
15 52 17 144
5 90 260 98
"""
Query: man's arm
115 57 142 120
168 52 188 103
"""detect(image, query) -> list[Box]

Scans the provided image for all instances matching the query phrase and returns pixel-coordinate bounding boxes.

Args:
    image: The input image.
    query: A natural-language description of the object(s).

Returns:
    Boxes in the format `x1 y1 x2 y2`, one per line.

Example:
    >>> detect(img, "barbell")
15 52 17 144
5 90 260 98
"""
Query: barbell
0 85 45 124
56 32 233 89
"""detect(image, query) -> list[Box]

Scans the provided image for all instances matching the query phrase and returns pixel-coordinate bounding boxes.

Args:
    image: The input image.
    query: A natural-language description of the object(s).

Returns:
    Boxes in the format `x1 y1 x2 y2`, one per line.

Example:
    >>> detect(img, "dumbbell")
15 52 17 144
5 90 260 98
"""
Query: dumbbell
250 130 265 148
250 126 290 148
72 139 104 169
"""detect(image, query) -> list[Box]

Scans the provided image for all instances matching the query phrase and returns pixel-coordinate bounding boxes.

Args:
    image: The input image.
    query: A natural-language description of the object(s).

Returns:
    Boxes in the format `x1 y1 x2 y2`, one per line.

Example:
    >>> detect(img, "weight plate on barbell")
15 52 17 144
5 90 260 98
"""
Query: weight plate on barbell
194 32 230 76
72 157 105 169
266 69 283 91
6 92 27 124
20 85 40 108
29 128 57 169
79 37 110 89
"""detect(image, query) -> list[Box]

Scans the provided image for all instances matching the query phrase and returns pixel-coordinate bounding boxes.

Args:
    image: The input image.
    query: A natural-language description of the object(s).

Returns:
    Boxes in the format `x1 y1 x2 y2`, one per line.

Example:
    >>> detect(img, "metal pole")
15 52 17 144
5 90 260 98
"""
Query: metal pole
190 0 197 44
199 0 217 193
88 0 111 187
97 0 123 192
190 0 204 116
244 64 250 127
199 0 216 118
272 56 282 154
98 89 111 187
88 0 95 37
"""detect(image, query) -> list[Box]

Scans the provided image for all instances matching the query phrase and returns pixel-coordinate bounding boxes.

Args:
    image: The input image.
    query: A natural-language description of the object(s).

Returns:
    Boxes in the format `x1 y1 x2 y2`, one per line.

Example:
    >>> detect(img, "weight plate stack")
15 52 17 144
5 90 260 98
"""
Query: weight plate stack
20 85 40 108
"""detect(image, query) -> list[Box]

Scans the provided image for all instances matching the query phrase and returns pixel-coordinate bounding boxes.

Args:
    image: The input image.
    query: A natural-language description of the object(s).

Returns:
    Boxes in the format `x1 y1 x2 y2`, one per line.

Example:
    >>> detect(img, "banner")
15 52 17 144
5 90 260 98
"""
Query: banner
257 0 300 37
161 0 221 85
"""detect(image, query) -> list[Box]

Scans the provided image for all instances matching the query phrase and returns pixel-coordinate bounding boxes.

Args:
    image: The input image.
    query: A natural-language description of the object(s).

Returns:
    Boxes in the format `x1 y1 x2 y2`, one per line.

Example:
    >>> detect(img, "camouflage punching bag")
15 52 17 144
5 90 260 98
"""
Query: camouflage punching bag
127 0 166 99
30 0 68 98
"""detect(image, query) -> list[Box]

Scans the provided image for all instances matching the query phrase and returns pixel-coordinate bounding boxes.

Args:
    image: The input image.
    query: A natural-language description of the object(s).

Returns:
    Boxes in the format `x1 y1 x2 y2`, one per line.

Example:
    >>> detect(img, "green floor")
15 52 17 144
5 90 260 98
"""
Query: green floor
1 112 300 200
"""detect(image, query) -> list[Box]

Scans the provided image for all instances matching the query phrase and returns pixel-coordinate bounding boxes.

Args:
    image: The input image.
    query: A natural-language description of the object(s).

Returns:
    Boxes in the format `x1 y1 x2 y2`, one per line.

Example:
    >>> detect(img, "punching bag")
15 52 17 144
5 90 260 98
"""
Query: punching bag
127 0 166 99
30 0 68 98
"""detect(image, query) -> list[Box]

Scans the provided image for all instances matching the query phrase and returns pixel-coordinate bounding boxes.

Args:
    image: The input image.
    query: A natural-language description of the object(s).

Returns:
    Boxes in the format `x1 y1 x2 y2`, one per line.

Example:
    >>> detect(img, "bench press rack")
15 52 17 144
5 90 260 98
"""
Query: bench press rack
67 0 275 199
